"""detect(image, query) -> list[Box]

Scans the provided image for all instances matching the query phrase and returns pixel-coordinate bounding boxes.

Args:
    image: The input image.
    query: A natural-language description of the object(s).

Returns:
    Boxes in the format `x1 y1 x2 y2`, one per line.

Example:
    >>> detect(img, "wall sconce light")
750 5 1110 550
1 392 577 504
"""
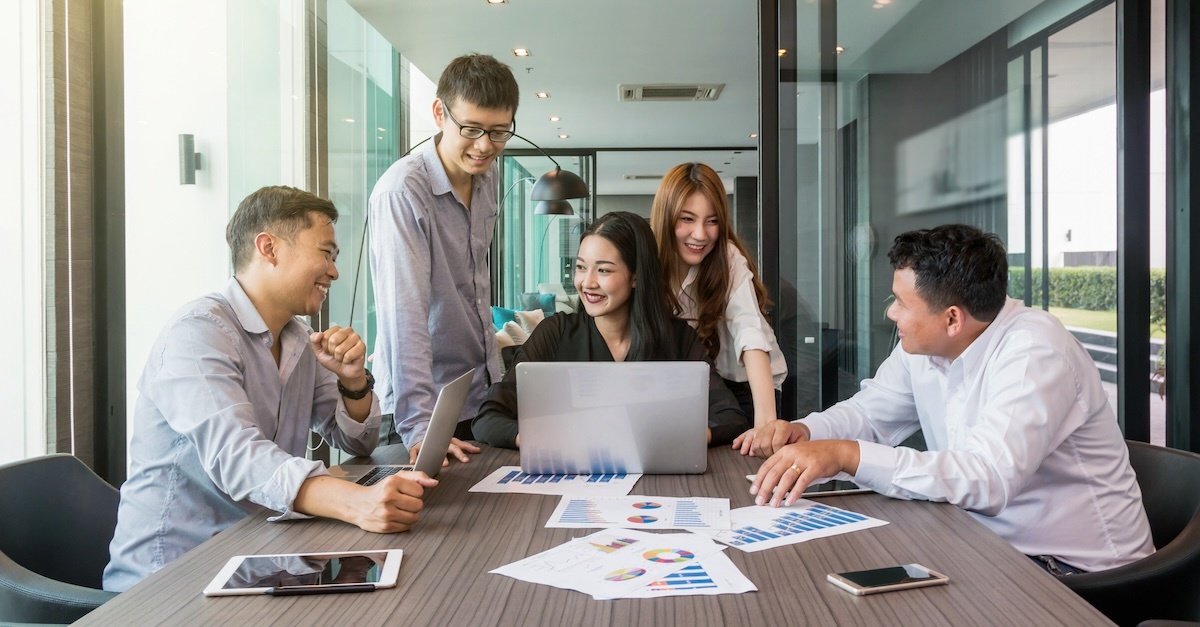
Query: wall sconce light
179 134 203 185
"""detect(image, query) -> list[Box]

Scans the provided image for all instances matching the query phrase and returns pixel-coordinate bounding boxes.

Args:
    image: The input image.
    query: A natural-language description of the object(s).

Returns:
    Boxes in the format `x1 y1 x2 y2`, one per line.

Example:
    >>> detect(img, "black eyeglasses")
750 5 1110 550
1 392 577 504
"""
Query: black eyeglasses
443 106 515 143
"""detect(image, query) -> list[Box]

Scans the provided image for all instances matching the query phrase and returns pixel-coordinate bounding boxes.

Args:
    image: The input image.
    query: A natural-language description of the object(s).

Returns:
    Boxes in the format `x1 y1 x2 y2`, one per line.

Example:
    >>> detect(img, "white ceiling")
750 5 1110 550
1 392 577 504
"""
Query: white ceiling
347 0 1126 197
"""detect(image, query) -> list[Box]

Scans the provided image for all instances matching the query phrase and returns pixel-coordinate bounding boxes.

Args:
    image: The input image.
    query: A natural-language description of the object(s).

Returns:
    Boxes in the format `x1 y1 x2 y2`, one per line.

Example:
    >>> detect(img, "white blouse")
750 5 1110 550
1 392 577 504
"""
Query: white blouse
677 246 788 389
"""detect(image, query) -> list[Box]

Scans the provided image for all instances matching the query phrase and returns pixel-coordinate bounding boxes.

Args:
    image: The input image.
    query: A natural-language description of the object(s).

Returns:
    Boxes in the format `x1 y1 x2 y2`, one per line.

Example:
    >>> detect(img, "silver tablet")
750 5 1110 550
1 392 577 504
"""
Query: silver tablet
202 550 402 597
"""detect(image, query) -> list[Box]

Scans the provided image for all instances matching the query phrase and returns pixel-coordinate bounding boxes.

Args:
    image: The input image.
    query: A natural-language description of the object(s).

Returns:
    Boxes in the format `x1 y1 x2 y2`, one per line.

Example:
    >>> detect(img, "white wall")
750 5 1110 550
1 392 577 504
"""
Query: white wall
124 0 234 442
0 1 46 464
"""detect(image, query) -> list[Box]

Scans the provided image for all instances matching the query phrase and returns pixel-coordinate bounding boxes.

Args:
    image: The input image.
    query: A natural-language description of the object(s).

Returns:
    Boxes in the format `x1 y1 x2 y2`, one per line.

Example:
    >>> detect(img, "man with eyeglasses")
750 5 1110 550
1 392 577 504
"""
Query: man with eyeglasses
368 54 520 466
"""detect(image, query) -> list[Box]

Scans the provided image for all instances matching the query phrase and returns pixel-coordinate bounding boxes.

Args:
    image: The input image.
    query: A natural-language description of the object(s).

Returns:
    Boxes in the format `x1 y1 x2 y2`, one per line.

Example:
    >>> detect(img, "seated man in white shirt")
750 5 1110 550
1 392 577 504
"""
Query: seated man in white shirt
736 224 1154 574
104 186 437 591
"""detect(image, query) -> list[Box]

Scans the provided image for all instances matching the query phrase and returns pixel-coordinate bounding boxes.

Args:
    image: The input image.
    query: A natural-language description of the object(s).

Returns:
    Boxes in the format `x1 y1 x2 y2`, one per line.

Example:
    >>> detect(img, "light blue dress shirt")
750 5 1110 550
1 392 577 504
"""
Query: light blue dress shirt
368 133 500 447
103 278 381 592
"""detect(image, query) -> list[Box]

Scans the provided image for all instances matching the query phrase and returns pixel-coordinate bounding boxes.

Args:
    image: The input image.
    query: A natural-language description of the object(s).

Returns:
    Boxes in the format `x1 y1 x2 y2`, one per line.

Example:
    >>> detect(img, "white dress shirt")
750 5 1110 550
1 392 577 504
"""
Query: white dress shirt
802 298 1154 572
678 246 787 389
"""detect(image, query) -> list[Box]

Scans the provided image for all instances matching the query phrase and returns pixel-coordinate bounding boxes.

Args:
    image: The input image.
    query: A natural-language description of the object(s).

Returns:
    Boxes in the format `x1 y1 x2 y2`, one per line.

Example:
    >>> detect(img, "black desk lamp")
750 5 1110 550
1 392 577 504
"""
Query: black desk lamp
511 132 590 215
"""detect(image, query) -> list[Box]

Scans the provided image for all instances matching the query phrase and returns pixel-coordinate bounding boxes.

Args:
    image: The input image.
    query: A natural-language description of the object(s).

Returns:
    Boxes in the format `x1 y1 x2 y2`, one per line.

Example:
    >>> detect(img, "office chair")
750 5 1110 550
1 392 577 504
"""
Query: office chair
1063 441 1200 627
0 454 119 623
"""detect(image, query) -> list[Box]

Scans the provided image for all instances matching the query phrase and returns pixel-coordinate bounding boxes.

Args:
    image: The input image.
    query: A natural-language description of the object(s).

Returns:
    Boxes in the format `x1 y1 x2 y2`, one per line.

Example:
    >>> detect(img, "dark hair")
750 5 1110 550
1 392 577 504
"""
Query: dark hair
887 224 1008 322
581 212 677 361
226 186 338 272
437 53 520 115
649 162 770 359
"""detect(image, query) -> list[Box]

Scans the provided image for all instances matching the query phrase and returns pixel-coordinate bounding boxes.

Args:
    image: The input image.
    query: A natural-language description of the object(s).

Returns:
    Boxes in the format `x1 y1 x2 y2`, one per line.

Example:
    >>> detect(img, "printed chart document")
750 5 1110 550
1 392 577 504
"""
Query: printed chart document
491 529 750 599
546 495 731 531
622 549 756 598
700 499 888 552
469 466 640 496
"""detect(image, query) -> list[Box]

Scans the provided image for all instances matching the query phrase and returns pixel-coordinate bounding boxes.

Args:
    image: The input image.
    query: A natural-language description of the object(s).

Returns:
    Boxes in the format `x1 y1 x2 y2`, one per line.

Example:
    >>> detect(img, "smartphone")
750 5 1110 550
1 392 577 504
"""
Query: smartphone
826 563 949 596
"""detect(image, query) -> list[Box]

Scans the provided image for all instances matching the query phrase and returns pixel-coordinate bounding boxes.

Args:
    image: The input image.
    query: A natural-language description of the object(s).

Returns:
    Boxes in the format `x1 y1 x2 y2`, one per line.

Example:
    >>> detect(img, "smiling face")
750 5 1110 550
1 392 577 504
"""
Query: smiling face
273 214 340 318
573 234 635 322
433 98 514 185
886 268 952 357
673 191 721 268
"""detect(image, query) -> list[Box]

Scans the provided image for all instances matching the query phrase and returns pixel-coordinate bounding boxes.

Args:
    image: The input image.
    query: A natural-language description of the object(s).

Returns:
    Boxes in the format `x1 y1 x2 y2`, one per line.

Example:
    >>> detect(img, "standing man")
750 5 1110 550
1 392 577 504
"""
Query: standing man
737 224 1154 575
369 54 520 463
105 187 435 592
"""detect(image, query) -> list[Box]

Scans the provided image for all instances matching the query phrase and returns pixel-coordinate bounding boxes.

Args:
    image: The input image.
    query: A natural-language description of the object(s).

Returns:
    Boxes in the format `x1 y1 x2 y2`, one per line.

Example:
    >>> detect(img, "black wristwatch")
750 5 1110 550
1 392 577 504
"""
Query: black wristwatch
337 369 375 400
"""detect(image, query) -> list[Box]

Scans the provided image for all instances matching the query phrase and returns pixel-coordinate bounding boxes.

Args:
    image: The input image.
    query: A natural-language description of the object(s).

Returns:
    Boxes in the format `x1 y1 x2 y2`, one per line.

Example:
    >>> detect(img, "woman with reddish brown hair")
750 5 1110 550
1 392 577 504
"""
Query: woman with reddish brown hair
650 162 788 444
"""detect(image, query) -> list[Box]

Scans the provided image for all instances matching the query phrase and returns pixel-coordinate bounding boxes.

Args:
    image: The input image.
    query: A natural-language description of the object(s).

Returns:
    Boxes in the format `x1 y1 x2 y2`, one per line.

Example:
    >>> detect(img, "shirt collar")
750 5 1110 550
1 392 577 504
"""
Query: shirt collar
948 297 1021 378
222 277 307 348
422 132 455 197
223 277 269 336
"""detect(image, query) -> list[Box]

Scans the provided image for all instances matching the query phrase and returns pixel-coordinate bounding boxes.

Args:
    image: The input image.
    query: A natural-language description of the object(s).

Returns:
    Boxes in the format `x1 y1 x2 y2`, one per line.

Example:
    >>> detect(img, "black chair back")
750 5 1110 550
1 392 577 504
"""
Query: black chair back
0 454 120 622
1065 441 1200 626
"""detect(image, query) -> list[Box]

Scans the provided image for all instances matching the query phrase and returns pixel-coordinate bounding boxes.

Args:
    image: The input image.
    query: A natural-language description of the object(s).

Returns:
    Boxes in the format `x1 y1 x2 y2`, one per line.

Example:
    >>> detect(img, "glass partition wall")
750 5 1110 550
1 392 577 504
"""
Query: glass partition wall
768 0 1168 442
494 152 594 312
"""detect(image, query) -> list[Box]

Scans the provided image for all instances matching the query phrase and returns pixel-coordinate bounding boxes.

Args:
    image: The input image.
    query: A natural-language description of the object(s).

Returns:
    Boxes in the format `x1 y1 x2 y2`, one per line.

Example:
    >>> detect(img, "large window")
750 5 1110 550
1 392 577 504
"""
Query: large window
771 0 1174 444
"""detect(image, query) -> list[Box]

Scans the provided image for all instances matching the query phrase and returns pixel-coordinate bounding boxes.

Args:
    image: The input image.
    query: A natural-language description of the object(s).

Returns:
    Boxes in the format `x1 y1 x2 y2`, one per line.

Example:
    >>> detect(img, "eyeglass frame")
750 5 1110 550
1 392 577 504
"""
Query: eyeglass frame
442 104 516 143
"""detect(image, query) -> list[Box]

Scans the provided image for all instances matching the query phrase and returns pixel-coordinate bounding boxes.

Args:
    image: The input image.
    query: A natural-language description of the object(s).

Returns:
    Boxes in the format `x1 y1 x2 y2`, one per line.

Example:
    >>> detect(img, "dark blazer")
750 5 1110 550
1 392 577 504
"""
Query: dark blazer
473 312 749 449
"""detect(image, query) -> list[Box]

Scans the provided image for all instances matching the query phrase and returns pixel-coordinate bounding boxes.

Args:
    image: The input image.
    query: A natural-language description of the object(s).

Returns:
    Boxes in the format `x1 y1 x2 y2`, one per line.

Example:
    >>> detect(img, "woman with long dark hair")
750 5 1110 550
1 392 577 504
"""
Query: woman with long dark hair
472 211 748 448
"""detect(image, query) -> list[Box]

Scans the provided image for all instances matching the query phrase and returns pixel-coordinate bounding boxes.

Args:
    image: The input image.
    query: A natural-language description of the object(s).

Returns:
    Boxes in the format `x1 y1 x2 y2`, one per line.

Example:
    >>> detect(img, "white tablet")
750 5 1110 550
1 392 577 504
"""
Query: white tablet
202 550 402 597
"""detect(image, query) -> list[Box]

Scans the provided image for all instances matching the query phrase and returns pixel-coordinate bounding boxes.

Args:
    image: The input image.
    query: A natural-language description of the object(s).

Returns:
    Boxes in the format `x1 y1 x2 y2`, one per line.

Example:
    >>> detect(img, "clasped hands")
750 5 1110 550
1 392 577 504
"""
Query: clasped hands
732 420 861 508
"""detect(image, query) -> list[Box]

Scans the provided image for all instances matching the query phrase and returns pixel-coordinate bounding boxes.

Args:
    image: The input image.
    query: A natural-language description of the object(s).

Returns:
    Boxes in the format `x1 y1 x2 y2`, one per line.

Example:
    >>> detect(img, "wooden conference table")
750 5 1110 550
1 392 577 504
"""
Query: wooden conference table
77 445 1112 626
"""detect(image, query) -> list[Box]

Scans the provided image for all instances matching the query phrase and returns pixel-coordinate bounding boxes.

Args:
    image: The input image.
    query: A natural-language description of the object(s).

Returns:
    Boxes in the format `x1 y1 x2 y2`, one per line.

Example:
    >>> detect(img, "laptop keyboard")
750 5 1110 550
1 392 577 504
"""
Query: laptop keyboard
355 465 413 486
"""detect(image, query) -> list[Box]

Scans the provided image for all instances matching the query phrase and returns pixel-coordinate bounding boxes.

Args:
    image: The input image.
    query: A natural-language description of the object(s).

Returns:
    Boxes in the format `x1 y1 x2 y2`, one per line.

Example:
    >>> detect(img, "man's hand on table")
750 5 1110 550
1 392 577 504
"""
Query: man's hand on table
750 440 862 507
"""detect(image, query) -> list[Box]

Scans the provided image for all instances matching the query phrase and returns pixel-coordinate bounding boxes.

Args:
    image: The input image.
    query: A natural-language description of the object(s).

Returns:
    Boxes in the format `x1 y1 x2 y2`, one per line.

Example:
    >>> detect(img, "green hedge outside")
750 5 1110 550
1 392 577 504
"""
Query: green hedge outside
1008 267 1166 330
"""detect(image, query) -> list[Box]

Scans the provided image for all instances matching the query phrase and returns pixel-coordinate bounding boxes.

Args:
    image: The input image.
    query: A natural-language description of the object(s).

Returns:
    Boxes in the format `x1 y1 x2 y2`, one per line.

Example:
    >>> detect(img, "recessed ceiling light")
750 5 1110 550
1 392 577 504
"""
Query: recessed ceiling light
835 45 845 54
778 48 788 57
377 127 386 132
558 134 569 139
537 92 550 99
749 133 758 138
513 48 530 57
486 0 506 4
344 118 355 123
549 115 560 122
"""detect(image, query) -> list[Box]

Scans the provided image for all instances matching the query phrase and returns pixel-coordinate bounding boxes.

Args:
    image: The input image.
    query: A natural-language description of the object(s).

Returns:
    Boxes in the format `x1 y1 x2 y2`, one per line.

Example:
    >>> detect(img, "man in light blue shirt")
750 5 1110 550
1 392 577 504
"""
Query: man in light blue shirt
369 54 519 464
104 186 436 592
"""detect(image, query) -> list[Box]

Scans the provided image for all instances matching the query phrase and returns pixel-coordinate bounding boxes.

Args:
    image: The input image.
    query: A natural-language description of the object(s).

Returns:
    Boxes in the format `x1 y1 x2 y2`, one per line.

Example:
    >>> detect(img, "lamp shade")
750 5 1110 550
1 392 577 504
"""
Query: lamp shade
530 166 589 202
534 199 575 215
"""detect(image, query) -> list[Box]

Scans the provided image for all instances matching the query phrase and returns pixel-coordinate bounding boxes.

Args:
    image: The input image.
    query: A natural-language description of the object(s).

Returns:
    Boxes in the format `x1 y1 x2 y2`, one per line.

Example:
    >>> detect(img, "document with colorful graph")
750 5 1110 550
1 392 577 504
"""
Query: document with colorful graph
468 466 640 496
490 529 728 599
545 495 731 530
701 499 888 552
621 548 756 598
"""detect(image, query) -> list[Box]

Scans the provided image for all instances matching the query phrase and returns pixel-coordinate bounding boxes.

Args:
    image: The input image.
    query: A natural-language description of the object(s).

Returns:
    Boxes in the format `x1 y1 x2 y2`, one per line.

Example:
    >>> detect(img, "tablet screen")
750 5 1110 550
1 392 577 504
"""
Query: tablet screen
221 552 388 590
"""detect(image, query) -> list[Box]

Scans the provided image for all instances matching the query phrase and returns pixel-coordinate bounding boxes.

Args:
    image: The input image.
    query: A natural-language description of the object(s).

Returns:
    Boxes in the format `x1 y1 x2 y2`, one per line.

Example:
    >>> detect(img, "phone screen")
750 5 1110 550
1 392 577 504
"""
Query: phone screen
839 564 940 588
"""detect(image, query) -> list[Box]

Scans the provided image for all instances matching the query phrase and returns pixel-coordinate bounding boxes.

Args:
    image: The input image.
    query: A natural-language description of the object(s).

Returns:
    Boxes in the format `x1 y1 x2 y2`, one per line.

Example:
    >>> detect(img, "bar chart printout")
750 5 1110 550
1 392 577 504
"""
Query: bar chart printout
703 500 889 552
546 496 731 530
469 466 641 496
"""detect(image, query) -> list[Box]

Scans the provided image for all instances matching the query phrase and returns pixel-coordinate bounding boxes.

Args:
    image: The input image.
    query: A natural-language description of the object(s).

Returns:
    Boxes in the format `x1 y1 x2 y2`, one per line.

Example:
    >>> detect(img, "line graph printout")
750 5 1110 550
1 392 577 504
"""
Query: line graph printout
490 529 726 599
701 500 888 553
546 495 731 530
469 466 641 496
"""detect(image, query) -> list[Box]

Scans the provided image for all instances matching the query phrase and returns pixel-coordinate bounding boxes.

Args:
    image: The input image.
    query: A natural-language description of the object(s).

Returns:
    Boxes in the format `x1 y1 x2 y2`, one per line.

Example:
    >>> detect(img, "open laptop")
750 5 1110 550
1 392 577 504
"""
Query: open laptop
328 368 475 484
516 361 709 475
